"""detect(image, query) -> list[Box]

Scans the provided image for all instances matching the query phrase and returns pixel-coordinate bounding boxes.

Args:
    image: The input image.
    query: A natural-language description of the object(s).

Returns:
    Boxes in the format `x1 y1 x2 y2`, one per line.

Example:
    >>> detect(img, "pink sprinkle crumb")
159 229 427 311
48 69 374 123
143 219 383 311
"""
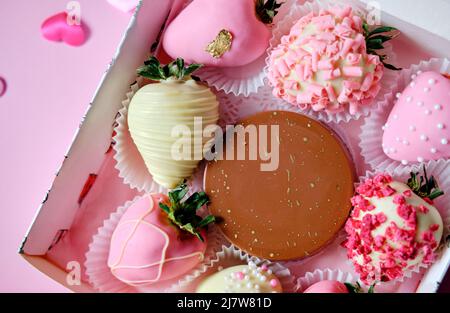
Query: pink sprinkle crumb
403 190 412 197
235 272 244 280
270 279 278 288
423 198 434 205
418 205 429 214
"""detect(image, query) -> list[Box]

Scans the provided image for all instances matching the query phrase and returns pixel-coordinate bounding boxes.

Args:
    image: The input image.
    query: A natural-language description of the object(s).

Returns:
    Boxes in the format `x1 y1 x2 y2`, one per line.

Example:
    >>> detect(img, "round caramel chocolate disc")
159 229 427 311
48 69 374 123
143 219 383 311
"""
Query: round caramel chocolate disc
204 111 355 260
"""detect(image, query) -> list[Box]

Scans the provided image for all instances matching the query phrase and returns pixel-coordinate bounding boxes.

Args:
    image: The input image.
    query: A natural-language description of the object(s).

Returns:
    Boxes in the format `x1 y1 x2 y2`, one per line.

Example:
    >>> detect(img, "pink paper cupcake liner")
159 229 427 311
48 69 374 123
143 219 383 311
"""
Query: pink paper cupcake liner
112 79 239 193
353 161 450 284
262 0 399 124
296 268 356 292
360 58 450 172
84 196 226 293
168 244 296 293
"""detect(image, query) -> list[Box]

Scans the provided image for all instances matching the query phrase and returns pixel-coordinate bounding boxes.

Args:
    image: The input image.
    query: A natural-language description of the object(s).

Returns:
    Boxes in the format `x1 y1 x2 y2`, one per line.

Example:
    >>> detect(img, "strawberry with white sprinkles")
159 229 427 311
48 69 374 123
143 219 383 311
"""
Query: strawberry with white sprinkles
344 167 444 285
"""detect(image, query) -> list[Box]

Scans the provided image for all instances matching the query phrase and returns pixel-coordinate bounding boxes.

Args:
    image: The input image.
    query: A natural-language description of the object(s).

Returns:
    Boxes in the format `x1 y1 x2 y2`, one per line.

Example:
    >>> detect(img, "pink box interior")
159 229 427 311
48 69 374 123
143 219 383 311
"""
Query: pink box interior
20 0 450 292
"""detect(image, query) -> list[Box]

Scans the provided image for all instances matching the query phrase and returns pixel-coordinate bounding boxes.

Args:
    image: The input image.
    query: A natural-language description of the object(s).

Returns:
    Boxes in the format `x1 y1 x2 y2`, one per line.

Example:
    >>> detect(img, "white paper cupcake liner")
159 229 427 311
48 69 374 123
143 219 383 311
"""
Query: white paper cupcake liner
168 244 296 293
296 268 356 292
112 79 239 193
84 196 226 293
262 0 399 124
360 58 450 172
355 160 450 283
193 0 296 97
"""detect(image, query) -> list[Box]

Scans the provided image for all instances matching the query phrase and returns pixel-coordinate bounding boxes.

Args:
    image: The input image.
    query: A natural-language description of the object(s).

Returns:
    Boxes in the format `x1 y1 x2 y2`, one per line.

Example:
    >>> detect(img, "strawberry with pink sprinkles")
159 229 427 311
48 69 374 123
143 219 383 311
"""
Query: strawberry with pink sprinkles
344 168 444 285
267 5 399 116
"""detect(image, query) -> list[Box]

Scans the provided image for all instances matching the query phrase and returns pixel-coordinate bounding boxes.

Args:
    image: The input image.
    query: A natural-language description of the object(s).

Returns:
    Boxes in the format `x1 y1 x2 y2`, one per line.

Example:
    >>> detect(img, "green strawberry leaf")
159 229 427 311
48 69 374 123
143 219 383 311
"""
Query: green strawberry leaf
159 181 216 242
137 56 202 81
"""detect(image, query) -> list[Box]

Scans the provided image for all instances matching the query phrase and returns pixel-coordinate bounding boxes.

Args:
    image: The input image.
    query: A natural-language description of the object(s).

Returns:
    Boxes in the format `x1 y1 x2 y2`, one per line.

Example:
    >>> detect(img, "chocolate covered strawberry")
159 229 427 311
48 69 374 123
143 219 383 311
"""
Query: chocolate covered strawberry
108 183 216 286
344 168 444 285
163 0 282 67
128 57 219 189
382 71 450 164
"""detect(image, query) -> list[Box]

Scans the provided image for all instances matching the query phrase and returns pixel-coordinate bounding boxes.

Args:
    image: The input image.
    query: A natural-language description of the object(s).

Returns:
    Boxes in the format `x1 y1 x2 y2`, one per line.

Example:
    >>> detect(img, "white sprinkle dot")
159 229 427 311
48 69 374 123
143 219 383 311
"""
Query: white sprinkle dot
393 114 399 120
389 147 397 154
441 138 448 145
434 104 442 110
395 137 401 142
411 74 417 79
410 82 416 87
420 134 428 141
403 140 409 146
429 78 436 85
424 87 430 93
437 123 445 129
409 125 416 132
417 70 423 75
406 96 412 103
424 109 431 115
417 101 424 107
384 149 390 154
396 92 402 99
431 148 437 153
401 160 408 165
417 157 424 162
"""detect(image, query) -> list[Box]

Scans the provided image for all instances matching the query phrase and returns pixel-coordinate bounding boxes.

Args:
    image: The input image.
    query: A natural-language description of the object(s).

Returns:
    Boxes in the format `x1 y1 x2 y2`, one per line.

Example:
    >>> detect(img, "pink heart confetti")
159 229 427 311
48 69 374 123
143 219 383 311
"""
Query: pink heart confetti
41 12 88 46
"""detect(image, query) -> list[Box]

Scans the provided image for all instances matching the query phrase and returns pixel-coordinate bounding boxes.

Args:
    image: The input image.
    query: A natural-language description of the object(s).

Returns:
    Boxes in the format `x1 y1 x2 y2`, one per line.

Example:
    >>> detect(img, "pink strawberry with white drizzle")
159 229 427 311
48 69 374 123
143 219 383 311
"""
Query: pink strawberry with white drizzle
108 183 215 286
267 6 398 115
344 170 443 285
382 71 450 164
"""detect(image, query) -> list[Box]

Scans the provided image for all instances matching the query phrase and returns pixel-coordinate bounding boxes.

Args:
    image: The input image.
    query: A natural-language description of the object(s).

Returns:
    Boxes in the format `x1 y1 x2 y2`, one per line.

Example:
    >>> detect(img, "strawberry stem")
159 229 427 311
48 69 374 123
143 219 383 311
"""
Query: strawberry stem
159 181 216 242
137 57 202 81
255 0 283 24
345 281 377 293
406 166 444 201
363 22 401 71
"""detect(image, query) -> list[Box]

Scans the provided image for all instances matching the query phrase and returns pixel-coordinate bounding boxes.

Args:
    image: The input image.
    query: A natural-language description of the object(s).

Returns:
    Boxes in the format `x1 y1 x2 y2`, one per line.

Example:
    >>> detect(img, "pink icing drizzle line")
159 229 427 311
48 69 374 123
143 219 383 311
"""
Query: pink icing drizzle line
109 195 204 286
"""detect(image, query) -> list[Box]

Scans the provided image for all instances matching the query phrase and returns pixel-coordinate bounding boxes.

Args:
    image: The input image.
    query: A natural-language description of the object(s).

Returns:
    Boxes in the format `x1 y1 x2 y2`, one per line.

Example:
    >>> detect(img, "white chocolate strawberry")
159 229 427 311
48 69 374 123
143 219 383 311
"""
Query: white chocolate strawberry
382 71 450 164
128 58 219 189
267 6 399 115
345 171 444 285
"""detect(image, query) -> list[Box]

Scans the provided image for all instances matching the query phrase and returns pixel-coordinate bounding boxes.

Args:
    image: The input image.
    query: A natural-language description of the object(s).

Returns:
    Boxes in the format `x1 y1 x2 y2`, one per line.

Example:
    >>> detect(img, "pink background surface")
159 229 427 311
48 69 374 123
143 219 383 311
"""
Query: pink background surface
0 0 132 292
1 0 449 293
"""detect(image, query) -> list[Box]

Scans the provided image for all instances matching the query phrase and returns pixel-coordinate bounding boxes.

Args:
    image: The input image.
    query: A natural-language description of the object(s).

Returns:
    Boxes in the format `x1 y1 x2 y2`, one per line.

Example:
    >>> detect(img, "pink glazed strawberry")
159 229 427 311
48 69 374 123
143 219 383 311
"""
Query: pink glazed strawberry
382 71 450 164
108 183 215 286
163 0 282 67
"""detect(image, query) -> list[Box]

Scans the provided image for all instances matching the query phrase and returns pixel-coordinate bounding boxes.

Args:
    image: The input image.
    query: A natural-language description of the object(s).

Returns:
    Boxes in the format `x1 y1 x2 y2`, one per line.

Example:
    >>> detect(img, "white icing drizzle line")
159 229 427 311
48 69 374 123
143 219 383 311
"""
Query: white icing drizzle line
109 194 205 286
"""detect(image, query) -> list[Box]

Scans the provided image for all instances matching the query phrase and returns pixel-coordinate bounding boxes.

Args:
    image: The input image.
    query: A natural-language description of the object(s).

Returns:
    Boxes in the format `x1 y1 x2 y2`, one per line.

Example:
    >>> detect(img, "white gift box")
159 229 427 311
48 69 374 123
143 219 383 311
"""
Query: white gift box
20 0 450 292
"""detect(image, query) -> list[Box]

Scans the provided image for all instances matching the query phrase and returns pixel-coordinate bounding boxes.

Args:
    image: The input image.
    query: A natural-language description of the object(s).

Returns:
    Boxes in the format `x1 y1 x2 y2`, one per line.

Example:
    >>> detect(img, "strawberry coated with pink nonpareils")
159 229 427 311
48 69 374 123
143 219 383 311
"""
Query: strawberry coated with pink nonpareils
382 71 450 165
268 6 384 115
344 173 444 285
